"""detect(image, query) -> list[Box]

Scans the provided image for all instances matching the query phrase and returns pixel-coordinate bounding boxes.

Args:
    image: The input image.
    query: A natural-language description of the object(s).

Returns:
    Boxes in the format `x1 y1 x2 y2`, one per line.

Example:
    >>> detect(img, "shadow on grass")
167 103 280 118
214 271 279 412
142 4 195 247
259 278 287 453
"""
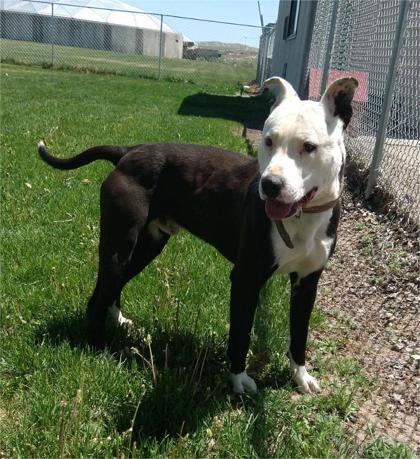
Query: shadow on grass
35 309 90 348
36 312 225 437
36 303 291 447
131 330 228 442
177 92 272 131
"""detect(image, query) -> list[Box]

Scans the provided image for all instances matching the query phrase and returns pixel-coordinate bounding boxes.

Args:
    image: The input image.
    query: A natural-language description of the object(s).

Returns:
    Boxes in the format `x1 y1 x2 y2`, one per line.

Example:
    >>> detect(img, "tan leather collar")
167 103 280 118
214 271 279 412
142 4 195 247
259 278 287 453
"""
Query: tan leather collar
302 179 344 214
275 220 294 249
275 179 344 249
302 196 340 214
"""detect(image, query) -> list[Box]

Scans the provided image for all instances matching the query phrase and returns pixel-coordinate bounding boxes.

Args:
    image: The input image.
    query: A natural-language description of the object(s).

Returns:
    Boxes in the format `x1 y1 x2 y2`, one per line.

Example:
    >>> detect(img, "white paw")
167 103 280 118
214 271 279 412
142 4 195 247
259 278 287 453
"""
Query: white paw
118 315 133 327
108 303 133 328
230 371 257 394
289 354 321 394
292 366 321 394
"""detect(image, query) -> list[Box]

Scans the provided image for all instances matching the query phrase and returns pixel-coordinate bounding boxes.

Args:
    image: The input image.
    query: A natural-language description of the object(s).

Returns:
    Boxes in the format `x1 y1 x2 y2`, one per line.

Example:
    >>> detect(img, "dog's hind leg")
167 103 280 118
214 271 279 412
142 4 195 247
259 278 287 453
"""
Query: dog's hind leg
87 227 141 348
108 229 170 328
87 171 150 349
89 230 170 347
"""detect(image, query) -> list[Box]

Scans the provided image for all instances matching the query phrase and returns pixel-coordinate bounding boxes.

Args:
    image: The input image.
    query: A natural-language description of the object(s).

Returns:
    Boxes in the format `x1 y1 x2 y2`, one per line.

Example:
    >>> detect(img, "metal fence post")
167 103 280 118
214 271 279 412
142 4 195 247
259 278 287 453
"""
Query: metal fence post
259 30 269 85
256 31 265 85
320 0 339 95
365 0 411 197
157 14 163 80
51 2 55 67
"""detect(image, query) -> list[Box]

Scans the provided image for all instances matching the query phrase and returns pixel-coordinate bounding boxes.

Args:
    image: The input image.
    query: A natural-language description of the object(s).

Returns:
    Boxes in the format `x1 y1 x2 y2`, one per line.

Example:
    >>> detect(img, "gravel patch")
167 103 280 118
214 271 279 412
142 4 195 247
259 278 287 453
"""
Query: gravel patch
319 194 419 452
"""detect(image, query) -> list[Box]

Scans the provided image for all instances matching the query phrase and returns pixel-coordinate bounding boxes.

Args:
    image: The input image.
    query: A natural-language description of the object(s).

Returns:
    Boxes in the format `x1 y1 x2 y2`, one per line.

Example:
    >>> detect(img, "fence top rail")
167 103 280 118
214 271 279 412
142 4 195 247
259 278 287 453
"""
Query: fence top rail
1 0 271 29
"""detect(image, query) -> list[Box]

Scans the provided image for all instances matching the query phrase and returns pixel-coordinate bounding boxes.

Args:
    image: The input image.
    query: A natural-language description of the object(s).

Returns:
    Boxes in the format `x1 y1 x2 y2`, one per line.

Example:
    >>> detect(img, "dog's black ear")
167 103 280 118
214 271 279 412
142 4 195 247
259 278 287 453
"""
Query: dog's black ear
321 77 358 129
263 76 299 110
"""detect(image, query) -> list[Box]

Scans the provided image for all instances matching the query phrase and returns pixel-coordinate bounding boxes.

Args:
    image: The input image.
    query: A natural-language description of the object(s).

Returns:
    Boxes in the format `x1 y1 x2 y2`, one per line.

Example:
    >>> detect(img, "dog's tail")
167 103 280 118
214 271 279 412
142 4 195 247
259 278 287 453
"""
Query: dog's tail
38 140 128 170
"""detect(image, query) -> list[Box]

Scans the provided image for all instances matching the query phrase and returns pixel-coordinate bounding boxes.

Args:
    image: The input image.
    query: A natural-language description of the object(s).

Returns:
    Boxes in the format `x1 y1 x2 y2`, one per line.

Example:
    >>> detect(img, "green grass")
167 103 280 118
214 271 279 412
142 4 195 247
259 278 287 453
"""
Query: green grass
0 64 414 457
1 38 257 85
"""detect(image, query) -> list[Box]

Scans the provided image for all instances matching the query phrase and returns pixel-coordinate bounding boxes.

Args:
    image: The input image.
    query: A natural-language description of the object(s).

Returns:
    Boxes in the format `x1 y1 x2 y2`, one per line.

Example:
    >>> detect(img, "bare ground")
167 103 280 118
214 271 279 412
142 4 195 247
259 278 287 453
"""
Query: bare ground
319 193 419 453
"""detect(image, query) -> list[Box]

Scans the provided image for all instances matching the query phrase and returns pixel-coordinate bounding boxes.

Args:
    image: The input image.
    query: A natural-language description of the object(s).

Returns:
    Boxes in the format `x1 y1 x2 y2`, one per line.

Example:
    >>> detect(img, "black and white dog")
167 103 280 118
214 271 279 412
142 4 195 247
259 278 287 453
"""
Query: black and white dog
38 76 357 394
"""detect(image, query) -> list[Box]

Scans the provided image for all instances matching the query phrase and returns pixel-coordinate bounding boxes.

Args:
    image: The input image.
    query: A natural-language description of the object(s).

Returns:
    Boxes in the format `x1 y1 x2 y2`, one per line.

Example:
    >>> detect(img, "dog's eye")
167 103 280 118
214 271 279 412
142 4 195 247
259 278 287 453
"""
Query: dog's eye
265 137 273 147
303 142 317 153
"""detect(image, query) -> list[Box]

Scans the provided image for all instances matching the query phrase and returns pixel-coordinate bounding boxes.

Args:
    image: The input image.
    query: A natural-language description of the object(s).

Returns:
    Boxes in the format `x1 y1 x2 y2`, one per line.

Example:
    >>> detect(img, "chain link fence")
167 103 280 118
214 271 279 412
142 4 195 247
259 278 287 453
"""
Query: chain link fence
0 0 261 86
306 0 419 226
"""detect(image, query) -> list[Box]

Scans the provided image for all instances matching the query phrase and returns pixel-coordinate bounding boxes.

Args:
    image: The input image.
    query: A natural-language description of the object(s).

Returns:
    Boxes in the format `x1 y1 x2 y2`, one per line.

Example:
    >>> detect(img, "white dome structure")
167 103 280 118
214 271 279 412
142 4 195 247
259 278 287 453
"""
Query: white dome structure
0 0 183 58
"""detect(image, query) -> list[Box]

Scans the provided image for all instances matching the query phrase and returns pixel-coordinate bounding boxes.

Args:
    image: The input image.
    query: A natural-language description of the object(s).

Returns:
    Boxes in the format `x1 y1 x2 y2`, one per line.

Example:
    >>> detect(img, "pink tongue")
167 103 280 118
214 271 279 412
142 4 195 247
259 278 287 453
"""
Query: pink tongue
265 200 294 220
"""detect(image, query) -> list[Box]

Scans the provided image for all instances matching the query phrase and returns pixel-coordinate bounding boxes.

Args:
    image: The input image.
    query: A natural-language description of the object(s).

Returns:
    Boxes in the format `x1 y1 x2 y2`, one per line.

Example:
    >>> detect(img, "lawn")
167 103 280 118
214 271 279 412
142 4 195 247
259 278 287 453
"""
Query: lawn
0 38 257 85
0 64 406 457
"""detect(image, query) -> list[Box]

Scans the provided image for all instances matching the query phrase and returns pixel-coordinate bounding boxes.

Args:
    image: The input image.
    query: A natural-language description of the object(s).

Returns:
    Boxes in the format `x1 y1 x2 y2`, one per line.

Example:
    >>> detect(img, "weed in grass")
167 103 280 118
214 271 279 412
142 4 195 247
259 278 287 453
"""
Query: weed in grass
355 222 366 231
387 248 406 275
363 437 416 458
360 233 375 256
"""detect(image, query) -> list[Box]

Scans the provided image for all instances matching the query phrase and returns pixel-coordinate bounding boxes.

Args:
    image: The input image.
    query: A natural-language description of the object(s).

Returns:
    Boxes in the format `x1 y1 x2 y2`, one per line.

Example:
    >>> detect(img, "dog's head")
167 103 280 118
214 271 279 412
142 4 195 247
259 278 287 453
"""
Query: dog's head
259 76 358 220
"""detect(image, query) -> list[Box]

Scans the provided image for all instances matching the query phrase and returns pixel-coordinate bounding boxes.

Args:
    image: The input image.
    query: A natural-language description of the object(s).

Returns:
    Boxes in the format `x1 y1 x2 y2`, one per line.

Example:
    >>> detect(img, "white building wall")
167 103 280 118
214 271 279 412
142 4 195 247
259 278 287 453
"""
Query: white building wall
0 10 183 58
270 0 317 97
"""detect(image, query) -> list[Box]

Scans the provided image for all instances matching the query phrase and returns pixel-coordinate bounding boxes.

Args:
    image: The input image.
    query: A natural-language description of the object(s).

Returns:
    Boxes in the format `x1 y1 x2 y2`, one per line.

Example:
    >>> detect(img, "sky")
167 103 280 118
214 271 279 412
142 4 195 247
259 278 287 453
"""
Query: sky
126 0 280 48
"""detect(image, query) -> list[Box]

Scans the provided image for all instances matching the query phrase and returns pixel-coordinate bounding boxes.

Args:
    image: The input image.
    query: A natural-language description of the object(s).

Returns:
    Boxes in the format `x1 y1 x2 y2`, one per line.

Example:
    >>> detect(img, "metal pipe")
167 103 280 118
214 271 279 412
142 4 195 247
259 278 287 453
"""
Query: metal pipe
51 2 54 67
258 30 269 86
257 0 264 28
157 14 163 80
320 0 339 96
365 0 411 197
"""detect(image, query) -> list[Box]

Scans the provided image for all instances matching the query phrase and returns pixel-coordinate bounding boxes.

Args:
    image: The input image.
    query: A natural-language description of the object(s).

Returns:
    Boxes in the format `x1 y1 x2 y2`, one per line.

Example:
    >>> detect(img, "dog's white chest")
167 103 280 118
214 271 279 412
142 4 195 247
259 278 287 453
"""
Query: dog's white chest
271 213 334 278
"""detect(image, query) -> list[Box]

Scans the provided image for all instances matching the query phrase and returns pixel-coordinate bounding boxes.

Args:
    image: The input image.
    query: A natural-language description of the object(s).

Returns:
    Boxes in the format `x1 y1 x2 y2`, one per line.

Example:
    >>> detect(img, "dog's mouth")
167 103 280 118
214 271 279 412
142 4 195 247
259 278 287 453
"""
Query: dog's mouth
264 187 318 220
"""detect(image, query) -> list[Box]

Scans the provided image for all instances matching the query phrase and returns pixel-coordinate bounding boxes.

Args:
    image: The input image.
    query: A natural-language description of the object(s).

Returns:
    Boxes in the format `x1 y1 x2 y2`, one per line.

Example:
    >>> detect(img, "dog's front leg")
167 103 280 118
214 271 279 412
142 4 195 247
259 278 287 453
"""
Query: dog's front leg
227 269 266 394
288 270 323 393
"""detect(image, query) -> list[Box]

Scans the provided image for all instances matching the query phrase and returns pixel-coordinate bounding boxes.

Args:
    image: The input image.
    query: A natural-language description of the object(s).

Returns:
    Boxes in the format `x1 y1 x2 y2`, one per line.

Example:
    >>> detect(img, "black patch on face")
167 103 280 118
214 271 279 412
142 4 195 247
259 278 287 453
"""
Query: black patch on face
333 91 353 129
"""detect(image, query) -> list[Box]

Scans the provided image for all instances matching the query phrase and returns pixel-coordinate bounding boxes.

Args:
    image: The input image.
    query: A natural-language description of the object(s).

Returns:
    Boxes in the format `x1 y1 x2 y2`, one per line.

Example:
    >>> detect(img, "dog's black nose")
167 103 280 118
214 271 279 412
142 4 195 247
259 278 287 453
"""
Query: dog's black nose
261 175 284 198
